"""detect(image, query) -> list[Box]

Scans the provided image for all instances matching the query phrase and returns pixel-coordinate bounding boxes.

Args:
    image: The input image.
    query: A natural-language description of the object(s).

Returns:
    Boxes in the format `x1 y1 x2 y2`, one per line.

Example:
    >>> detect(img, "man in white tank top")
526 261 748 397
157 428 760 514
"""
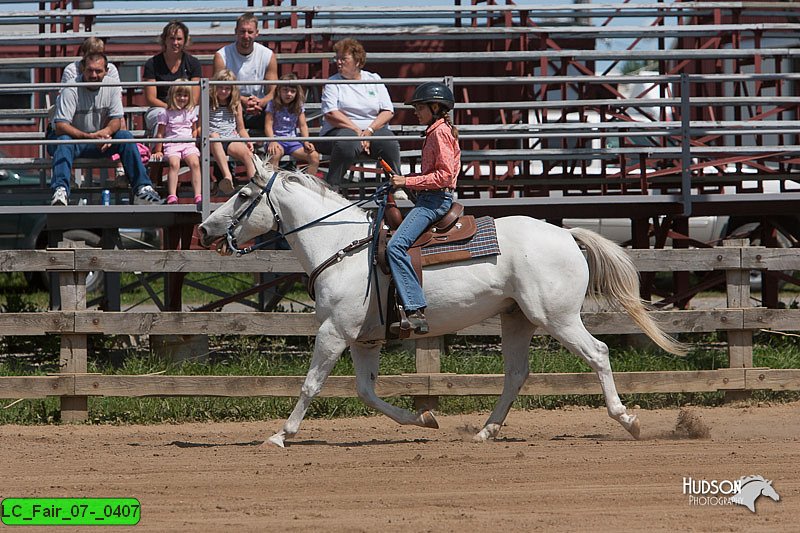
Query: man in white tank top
213 12 278 133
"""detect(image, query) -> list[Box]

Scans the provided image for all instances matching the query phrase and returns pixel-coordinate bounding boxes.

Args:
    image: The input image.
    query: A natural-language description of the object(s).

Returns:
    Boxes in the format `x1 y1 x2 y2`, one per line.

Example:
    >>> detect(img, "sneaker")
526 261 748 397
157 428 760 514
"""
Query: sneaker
51 187 68 206
133 185 164 205
218 177 235 195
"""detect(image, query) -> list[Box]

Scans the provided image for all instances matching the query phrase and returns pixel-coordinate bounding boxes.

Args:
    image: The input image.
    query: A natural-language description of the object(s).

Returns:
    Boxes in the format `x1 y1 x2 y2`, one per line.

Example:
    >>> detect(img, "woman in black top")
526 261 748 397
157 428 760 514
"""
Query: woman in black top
142 20 202 137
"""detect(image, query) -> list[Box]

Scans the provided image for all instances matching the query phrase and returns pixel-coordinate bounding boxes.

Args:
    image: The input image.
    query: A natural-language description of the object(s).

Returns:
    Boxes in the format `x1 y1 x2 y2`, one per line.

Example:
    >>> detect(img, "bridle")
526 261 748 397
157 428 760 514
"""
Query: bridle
225 170 390 256
223 169 392 321
225 171 282 255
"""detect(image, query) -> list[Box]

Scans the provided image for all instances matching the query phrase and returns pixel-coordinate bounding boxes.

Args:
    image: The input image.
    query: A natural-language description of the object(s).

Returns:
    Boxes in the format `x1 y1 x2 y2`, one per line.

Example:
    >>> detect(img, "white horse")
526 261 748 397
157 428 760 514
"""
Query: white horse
198 158 686 447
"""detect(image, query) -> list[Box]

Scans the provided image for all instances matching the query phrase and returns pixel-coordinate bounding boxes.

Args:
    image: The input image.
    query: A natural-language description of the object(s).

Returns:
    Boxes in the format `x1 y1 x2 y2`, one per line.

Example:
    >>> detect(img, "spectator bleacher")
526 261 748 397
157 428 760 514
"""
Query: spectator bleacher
0 1 799 214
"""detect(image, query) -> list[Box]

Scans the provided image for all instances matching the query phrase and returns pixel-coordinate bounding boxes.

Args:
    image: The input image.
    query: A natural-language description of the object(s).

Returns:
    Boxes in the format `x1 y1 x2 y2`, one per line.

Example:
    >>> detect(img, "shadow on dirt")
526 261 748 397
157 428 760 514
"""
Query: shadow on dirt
164 440 263 448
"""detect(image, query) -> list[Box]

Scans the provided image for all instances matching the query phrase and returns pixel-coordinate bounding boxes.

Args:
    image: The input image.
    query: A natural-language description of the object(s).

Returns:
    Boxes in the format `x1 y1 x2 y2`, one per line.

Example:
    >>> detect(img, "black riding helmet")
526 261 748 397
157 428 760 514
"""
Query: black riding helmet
406 82 455 111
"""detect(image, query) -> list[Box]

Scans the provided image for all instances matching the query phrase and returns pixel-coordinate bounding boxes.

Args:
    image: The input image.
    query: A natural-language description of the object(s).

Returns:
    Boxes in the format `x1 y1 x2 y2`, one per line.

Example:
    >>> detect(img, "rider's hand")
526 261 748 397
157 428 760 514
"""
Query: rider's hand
390 174 406 187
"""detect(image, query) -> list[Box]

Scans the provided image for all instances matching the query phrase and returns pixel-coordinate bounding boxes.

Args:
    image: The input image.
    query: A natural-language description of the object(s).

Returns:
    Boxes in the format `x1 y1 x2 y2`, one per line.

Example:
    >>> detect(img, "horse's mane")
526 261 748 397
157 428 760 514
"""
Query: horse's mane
282 170 355 209
253 160 356 210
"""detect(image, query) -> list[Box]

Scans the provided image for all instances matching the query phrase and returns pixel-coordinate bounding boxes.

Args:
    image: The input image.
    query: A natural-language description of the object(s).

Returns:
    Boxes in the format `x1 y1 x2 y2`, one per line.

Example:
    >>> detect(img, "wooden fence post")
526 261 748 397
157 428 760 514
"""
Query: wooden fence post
723 239 753 402
57 240 88 422
414 336 443 411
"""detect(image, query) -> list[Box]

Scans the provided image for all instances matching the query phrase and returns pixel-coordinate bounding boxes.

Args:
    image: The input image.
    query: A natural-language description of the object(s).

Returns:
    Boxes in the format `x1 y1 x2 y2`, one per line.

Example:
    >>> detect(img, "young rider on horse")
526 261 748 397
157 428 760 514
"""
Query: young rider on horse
387 82 461 334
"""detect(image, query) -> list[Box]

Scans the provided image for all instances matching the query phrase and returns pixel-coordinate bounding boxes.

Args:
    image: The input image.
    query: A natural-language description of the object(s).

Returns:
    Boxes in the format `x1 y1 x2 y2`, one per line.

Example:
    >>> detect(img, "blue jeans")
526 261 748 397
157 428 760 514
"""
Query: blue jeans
47 129 153 195
387 190 453 311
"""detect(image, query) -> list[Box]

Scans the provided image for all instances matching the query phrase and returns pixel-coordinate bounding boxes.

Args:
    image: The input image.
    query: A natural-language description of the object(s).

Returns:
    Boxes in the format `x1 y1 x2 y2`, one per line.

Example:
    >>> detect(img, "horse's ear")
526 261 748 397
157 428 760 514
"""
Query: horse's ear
251 153 269 179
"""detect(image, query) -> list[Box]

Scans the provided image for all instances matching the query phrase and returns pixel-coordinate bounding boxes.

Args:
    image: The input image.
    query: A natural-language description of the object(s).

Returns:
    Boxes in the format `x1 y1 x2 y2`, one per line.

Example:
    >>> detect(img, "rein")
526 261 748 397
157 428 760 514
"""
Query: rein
225 171 390 256
225 171 391 319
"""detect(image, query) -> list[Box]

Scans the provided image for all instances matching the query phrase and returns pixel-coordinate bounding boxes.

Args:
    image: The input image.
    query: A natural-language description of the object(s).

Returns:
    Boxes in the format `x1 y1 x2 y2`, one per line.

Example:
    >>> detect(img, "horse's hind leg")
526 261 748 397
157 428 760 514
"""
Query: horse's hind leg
474 309 535 442
267 323 348 448
547 318 640 439
350 342 439 429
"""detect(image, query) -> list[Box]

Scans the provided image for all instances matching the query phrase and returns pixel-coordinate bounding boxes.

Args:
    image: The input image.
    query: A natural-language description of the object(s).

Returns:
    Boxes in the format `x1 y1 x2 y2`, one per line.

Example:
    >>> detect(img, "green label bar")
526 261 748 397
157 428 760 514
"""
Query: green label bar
1 498 140 526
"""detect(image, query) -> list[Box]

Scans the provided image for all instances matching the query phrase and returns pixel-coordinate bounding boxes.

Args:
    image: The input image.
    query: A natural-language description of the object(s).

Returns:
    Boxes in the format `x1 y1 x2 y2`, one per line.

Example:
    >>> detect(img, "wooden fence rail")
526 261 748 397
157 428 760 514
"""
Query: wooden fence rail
1 245 800 422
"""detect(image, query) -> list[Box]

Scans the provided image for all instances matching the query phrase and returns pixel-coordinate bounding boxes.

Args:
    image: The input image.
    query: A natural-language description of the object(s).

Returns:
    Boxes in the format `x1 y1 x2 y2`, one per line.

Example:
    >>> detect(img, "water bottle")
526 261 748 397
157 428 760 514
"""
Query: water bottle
101 189 111 206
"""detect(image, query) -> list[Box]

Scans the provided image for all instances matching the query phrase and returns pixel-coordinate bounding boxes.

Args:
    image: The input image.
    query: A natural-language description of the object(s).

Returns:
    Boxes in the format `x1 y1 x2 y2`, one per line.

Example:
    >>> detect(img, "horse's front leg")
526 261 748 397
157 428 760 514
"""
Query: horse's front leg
266 323 347 448
350 342 439 429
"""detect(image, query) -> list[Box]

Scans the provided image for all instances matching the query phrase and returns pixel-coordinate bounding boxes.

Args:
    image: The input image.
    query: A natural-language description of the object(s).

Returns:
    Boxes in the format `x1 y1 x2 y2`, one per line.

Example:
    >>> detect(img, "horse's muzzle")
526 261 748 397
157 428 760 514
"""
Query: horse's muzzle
197 225 214 248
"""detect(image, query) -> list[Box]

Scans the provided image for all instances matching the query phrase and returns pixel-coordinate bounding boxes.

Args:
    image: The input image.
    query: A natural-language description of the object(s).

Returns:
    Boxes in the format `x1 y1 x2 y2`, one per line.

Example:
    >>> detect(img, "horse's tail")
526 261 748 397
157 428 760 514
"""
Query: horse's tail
569 227 688 356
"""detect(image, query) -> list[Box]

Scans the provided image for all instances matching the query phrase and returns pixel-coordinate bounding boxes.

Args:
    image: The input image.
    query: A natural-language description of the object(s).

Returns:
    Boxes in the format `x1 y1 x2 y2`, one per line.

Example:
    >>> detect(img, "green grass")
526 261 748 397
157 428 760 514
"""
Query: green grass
114 272 311 310
1 332 798 425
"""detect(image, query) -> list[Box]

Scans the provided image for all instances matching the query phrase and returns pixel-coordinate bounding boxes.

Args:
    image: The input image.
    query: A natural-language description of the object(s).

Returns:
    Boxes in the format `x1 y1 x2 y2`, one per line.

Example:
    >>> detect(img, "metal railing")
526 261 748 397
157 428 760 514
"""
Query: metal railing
1 70 799 216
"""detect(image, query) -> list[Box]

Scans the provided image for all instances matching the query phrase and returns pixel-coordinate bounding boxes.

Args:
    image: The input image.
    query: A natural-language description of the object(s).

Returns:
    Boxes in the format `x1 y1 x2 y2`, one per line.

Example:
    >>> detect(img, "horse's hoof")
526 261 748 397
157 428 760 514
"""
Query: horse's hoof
266 432 286 448
473 423 500 442
472 432 489 443
419 410 439 429
626 416 641 440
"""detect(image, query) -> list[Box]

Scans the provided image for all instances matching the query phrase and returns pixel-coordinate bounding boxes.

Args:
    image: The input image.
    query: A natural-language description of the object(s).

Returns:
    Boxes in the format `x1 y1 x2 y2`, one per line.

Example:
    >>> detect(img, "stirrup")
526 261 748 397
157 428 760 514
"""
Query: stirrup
390 309 429 335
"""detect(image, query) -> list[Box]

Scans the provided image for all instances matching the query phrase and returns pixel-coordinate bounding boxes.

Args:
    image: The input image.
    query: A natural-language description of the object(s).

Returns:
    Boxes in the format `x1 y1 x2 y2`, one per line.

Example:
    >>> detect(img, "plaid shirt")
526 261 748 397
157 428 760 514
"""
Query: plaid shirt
404 118 461 190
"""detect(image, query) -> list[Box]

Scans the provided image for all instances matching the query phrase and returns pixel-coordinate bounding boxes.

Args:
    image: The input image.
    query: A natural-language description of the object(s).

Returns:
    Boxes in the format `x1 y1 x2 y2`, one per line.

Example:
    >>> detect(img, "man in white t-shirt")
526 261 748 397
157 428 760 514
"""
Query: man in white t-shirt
213 12 278 133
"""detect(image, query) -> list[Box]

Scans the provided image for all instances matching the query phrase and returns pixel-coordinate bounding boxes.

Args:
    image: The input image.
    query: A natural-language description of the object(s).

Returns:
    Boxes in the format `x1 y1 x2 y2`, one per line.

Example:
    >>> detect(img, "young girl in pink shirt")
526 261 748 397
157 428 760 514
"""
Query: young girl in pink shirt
386 82 461 334
152 82 202 204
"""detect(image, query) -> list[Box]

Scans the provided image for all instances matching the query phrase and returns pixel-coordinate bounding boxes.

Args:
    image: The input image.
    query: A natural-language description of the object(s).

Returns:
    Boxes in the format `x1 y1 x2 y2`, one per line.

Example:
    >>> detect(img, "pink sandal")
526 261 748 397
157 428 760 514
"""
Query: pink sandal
166 195 178 205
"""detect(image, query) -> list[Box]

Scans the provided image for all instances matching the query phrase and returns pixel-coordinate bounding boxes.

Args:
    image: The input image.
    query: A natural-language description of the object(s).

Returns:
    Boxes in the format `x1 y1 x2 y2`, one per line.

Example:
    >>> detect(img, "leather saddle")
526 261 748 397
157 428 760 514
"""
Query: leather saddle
377 195 477 339
377 196 477 279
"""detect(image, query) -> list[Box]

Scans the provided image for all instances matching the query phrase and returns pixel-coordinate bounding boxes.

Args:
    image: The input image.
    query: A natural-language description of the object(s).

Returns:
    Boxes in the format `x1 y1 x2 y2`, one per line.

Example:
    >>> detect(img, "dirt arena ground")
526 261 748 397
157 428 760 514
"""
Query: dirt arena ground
1 402 797 532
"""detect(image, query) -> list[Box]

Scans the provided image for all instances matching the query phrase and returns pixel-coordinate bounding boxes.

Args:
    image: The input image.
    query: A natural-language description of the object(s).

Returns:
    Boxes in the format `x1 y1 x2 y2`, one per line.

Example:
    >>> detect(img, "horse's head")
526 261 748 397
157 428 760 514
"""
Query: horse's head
197 154 280 254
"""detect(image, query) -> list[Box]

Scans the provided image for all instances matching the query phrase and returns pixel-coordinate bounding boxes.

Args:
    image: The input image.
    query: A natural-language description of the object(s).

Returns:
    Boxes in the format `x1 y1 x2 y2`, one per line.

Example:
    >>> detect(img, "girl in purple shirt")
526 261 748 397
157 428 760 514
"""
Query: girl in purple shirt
265 73 320 175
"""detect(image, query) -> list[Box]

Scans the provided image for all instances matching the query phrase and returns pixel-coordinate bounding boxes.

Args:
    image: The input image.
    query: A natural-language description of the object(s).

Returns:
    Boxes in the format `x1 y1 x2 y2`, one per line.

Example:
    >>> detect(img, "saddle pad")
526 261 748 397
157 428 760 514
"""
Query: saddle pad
420 216 500 267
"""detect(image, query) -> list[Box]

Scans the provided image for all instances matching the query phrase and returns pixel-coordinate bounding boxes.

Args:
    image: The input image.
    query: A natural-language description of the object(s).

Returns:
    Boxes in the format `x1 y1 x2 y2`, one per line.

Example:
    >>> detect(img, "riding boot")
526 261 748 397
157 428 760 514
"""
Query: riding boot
405 310 429 334
390 309 429 335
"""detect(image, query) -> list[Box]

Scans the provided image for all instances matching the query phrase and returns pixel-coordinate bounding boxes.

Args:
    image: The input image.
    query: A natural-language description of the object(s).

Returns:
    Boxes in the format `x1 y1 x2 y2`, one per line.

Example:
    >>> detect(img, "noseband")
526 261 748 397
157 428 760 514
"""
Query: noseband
225 171 281 255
